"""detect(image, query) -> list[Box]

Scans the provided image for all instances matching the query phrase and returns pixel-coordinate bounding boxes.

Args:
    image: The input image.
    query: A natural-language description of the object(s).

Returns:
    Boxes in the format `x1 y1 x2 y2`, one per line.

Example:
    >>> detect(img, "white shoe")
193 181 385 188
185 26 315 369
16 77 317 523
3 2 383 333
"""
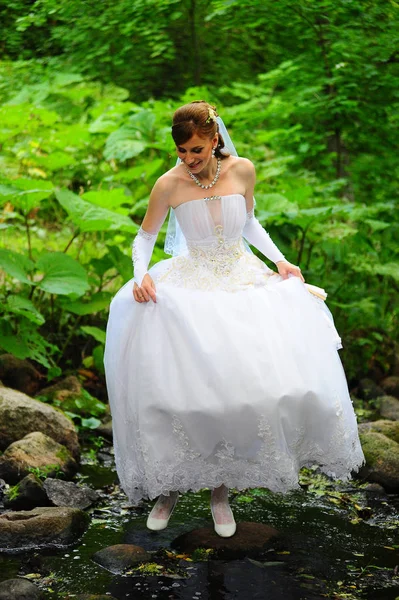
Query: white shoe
146 492 179 531
210 496 236 538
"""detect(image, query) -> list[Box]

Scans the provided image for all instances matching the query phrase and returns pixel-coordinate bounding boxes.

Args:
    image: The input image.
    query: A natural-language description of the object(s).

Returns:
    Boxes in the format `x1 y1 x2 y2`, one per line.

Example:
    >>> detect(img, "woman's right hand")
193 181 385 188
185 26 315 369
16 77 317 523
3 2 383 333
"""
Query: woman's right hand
133 274 157 303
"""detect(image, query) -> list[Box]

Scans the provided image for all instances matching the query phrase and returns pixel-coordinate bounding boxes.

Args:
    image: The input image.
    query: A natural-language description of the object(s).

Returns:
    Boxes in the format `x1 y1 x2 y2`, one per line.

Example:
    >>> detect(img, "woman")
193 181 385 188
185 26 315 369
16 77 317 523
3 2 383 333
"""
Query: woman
104 100 365 538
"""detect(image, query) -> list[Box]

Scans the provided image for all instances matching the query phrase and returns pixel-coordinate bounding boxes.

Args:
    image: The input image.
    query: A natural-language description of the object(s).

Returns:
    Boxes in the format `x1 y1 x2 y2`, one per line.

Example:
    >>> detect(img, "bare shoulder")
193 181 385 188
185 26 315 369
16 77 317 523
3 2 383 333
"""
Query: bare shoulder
150 168 181 205
231 156 255 175
224 155 255 176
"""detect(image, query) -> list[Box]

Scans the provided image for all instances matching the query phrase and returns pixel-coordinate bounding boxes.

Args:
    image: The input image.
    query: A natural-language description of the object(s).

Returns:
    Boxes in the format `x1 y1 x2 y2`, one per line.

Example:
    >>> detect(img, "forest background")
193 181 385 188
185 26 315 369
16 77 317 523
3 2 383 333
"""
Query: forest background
0 0 398 396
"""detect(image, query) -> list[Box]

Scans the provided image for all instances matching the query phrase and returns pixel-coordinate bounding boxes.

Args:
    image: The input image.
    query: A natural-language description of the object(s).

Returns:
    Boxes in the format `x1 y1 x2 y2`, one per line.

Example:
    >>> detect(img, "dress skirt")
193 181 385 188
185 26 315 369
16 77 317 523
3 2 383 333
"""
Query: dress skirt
104 258 365 504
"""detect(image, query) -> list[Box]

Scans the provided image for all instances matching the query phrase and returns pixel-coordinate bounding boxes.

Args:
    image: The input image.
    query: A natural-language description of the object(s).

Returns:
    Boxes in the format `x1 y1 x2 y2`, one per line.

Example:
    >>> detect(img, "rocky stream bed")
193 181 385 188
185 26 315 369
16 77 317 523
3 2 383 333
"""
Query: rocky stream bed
0 357 399 600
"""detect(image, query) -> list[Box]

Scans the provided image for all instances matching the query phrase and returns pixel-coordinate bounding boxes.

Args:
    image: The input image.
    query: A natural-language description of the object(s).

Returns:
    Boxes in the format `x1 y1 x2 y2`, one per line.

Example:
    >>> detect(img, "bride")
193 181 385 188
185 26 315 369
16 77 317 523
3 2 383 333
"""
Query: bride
103 100 365 538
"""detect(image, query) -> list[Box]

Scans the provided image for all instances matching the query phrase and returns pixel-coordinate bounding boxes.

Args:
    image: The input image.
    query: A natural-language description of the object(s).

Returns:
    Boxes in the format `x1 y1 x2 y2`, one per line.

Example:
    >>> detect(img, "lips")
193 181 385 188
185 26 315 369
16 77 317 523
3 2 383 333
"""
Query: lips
188 161 201 169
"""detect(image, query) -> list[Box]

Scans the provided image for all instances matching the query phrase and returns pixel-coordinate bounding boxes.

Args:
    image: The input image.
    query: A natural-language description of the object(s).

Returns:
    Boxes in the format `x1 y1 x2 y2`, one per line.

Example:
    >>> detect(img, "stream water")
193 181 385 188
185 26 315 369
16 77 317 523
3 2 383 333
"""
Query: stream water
0 439 398 600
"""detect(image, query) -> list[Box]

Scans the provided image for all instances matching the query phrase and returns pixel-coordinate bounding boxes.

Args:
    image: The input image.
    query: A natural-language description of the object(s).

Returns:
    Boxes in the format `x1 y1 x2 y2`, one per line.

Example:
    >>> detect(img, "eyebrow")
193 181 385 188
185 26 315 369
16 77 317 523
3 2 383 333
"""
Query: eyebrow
178 145 204 151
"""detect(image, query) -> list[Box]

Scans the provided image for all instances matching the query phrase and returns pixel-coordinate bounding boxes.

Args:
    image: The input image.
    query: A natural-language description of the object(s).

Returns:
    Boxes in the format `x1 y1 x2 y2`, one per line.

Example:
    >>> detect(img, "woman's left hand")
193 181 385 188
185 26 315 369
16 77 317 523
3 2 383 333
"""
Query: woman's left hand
276 260 305 282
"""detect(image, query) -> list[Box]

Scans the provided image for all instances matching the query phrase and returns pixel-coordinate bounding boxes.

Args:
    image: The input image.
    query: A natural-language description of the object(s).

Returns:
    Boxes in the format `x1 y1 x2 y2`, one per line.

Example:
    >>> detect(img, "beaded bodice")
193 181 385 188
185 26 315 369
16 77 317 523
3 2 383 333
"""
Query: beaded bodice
154 194 274 292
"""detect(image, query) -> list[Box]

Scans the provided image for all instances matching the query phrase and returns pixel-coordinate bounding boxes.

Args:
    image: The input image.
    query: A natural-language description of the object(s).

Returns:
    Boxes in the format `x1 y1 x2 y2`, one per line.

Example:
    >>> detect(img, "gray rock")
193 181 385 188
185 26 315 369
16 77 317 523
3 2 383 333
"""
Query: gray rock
0 387 80 460
381 376 399 399
0 506 90 550
172 521 279 558
358 430 399 492
43 478 99 509
92 544 151 574
379 395 399 421
4 473 50 510
0 578 43 599
357 378 385 401
363 482 386 493
0 431 78 485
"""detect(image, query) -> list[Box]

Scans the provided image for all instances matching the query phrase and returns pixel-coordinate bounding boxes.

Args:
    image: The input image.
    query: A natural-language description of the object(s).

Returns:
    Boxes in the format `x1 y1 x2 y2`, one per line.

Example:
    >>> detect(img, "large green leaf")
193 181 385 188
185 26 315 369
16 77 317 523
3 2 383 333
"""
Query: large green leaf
0 334 30 359
104 128 147 161
127 109 156 137
55 188 137 233
111 158 164 183
36 252 89 296
375 262 399 282
0 179 54 213
81 326 106 344
255 193 298 217
6 295 45 325
34 151 76 172
0 249 34 284
0 321 57 368
106 244 133 280
60 292 112 315
82 188 131 213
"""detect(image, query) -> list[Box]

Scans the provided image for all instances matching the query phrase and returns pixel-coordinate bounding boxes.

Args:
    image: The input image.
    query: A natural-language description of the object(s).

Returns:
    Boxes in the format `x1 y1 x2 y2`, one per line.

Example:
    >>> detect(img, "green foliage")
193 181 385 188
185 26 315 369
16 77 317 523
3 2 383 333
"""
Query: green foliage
190 548 215 561
5 482 21 501
27 464 64 480
38 387 107 431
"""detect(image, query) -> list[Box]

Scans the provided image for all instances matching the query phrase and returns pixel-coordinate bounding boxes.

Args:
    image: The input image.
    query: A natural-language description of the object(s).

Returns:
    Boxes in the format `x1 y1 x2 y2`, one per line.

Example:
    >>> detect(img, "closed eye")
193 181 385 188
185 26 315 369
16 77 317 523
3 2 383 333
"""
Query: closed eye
178 147 204 153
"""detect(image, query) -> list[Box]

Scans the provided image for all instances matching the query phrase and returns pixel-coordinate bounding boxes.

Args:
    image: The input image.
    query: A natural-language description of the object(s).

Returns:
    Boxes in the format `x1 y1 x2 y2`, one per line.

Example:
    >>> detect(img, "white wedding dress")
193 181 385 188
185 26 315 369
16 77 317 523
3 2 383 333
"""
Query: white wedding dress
104 193 365 504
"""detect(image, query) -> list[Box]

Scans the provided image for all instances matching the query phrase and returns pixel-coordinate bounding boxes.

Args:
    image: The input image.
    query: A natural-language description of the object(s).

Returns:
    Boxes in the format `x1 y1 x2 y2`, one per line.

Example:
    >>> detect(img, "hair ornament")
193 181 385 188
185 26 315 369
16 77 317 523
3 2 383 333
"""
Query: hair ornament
205 106 217 124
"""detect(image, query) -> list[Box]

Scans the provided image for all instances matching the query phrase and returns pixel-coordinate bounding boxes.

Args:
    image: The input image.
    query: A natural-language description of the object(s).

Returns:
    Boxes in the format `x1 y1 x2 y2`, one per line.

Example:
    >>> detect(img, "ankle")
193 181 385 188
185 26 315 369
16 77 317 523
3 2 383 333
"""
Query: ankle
211 484 229 502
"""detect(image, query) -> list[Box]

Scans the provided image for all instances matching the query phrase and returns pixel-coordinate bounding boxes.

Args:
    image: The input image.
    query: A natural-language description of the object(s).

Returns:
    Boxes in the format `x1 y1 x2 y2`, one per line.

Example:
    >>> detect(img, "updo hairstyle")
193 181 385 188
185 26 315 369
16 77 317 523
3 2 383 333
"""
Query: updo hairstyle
171 100 229 159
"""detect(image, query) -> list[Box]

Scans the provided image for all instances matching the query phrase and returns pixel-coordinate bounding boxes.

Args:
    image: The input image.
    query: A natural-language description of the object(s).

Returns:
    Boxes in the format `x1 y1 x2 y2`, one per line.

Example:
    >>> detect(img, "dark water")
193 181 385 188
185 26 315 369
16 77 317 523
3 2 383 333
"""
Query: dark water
1 444 398 600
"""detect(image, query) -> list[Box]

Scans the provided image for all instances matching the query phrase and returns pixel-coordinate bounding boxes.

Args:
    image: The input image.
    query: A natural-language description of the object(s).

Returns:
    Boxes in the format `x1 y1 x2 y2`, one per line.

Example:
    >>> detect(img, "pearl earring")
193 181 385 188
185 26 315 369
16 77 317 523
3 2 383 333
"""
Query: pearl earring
212 147 216 157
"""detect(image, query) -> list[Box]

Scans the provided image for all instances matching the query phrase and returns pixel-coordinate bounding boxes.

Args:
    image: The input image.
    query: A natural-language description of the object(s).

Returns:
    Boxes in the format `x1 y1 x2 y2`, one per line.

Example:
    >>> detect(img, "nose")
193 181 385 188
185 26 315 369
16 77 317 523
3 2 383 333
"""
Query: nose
186 153 199 164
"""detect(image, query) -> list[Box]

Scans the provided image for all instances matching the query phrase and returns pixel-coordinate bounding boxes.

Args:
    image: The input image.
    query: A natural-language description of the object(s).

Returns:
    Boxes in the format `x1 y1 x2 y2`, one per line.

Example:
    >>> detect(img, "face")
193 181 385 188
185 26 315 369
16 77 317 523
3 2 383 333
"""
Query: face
176 132 218 172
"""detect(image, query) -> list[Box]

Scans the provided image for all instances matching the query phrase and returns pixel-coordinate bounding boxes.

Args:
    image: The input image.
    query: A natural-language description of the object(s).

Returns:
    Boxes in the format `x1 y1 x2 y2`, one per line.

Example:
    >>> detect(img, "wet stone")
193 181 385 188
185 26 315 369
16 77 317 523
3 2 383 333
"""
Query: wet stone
0 431 78 485
0 578 43 599
358 430 399 492
0 386 80 460
171 521 279 558
3 473 50 511
43 478 99 509
72 596 118 600
92 543 151 574
0 506 90 550
363 482 386 493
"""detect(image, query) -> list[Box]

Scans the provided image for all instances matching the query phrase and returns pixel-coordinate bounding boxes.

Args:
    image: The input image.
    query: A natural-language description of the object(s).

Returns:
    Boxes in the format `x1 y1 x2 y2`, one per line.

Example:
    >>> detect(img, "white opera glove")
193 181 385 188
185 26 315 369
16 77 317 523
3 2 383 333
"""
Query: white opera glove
131 226 157 286
242 208 286 265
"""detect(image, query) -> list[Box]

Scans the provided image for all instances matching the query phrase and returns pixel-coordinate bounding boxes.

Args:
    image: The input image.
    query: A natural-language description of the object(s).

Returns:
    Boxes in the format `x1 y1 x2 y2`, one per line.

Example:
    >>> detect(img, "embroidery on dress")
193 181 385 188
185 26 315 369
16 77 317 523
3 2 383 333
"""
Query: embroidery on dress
113 404 365 504
157 222 274 292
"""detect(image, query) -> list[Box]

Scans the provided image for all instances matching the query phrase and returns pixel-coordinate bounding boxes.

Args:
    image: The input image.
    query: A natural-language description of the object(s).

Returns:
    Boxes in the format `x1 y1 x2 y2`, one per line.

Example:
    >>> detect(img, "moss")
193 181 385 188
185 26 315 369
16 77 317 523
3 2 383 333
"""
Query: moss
365 420 399 444
191 547 215 561
55 445 71 462
135 562 164 575
359 431 399 468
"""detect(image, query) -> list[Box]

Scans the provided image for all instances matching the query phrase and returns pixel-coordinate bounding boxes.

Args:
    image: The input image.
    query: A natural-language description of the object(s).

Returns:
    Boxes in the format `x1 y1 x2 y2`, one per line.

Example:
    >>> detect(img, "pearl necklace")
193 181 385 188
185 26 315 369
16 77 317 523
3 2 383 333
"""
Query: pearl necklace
184 157 221 190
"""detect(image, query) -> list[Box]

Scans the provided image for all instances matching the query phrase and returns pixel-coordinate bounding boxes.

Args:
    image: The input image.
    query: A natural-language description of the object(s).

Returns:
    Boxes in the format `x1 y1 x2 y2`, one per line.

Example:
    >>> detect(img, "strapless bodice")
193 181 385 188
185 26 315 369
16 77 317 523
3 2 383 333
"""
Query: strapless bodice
153 193 275 292
173 193 246 246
